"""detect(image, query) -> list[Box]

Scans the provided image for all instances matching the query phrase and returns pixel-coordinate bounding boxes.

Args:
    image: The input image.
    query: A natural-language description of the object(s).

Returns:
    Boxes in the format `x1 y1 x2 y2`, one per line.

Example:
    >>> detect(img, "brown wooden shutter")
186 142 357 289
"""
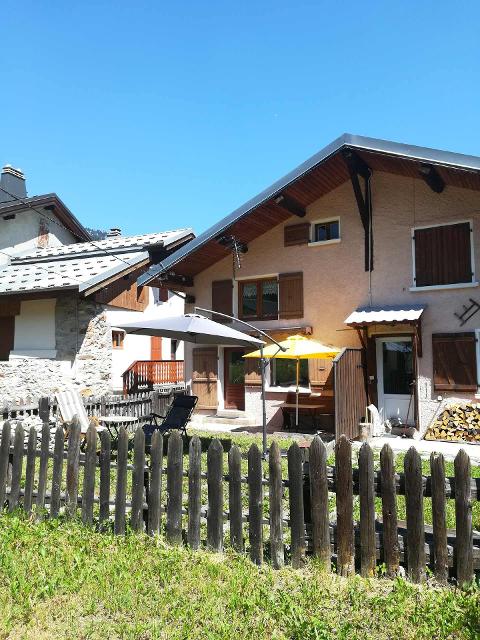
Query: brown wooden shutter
414 223 472 287
212 280 233 323
151 336 162 360
279 272 303 319
244 357 262 386
308 358 334 389
192 347 218 409
284 223 310 247
0 316 14 361
432 333 477 391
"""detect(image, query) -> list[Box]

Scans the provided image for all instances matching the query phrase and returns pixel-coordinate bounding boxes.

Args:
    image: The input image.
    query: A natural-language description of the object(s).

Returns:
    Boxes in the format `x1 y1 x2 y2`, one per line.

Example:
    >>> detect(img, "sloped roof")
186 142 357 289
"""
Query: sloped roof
138 133 480 285
0 228 194 296
344 305 425 326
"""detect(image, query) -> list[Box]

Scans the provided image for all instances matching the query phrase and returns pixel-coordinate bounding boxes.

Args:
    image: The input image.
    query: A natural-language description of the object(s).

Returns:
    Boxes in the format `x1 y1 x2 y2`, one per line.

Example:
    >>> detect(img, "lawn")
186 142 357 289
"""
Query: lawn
0 515 478 640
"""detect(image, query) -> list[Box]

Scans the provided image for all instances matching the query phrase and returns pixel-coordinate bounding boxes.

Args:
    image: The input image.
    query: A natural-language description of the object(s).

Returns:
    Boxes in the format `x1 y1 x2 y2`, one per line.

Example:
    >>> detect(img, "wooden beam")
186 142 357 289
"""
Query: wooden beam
342 149 373 271
418 164 445 193
274 193 306 218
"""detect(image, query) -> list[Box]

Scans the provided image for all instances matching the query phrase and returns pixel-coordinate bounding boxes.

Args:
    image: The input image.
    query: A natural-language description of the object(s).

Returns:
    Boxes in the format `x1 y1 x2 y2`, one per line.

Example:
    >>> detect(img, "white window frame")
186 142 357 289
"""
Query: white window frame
410 219 478 292
308 216 341 247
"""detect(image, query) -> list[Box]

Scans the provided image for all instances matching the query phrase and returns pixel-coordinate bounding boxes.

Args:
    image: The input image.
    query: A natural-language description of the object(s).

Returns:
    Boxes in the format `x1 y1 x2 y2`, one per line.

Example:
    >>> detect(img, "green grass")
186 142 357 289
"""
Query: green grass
0 514 478 640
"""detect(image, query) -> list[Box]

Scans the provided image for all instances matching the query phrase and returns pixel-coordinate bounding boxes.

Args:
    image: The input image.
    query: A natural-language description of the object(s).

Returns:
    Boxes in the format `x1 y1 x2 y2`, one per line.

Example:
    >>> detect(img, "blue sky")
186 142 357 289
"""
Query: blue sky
1 2 480 237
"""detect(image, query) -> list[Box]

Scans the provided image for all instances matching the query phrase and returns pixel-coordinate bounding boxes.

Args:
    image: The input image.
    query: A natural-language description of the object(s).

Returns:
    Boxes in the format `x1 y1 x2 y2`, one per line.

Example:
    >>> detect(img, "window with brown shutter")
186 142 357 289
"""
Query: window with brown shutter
212 280 233 323
238 278 278 321
279 272 303 319
414 222 473 287
244 357 262 386
432 333 477 391
308 358 334 389
0 316 14 361
284 223 310 247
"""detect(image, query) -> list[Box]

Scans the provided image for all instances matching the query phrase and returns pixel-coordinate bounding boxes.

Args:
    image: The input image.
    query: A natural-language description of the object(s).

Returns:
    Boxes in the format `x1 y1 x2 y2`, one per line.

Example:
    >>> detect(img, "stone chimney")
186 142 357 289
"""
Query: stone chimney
106 227 121 237
0 165 27 203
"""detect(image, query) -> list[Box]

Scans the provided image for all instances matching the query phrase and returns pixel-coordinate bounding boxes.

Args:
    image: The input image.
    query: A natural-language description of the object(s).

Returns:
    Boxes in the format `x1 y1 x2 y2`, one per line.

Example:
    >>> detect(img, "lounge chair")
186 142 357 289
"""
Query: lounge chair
56 390 107 436
142 394 198 442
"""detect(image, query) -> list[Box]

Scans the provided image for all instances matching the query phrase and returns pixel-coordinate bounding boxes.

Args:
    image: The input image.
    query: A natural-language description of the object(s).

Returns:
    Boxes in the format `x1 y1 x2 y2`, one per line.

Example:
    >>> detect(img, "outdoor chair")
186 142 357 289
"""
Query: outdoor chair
56 390 107 444
142 394 198 443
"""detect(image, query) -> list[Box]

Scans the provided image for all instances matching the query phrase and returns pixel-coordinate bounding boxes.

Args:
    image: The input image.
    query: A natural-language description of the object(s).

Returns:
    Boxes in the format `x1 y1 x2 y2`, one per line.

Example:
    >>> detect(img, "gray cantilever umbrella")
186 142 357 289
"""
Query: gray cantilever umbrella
119 313 265 348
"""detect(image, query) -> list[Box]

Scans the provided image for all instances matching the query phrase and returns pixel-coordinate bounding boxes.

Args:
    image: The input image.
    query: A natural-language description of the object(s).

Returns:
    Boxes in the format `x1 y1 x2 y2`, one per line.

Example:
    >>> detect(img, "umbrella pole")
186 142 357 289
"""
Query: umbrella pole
295 359 300 430
260 344 267 457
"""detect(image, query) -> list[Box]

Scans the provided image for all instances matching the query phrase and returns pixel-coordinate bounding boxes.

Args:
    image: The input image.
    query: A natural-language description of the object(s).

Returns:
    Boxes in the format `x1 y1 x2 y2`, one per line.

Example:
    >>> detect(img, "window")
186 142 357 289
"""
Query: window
432 333 477 391
112 330 124 349
171 339 178 360
239 278 279 320
271 359 309 388
310 218 340 245
153 287 169 304
413 221 474 288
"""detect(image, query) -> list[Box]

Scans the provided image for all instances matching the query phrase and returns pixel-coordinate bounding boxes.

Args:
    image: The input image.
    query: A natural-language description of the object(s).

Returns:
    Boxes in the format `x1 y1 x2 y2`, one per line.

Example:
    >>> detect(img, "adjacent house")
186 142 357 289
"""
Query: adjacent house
140 134 480 436
0 165 193 403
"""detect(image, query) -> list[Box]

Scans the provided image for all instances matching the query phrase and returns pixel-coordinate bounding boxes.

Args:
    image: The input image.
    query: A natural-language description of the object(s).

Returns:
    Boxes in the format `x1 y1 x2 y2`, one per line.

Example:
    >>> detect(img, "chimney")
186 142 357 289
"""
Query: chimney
106 227 121 237
0 165 27 203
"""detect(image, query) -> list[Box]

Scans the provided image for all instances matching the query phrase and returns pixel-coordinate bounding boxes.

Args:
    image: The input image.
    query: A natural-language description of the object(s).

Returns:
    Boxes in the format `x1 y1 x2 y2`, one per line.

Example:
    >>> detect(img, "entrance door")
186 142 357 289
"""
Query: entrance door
376 337 415 425
224 348 245 410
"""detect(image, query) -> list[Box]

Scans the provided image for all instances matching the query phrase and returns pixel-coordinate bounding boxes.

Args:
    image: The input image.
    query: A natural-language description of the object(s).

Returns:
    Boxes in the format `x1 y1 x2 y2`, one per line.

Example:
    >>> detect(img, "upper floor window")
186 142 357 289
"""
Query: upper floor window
112 330 124 349
412 221 475 288
310 217 340 245
153 287 169 304
239 278 279 320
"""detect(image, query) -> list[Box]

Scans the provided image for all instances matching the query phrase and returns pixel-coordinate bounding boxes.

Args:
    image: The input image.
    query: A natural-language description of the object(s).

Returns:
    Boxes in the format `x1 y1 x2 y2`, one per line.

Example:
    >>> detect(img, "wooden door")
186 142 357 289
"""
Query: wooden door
192 348 218 410
151 336 162 360
0 316 14 361
224 348 245 410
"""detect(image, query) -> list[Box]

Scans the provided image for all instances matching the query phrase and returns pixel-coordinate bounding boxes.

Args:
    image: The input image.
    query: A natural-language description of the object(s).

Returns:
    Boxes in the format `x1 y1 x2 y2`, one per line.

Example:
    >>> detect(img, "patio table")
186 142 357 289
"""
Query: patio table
280 403 325 430
99 415 137 439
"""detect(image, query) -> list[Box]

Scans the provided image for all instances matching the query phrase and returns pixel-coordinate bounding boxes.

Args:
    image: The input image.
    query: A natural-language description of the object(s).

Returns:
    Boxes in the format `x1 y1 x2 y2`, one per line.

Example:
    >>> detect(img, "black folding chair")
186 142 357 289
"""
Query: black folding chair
143 394 198 444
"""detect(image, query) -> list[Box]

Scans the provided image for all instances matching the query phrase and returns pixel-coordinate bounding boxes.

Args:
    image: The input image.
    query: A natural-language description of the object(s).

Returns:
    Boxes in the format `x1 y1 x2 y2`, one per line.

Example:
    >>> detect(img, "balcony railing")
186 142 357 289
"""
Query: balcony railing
123 360 184 395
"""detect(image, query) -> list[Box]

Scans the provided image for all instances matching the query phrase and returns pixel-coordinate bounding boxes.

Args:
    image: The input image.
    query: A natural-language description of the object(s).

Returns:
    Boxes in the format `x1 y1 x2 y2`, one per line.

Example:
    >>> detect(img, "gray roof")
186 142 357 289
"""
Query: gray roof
138 133 480 286
0 229 193 296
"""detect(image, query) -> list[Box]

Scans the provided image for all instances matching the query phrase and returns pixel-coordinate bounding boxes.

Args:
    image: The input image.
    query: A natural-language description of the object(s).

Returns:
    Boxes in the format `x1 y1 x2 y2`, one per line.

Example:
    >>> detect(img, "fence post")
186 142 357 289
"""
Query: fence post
188 435 202 550
166 431 183 545
148 431 163 536
66 417 82 519
380 443 399 576
430 452 448 583
288 442 305 568
36 422 51 517
454 449 473 587
248 443 263 565
23 426 37 515
98 430 111 527
0 421 11 510
38 396 50 425
335 435 354 576
51 426 65 519
9 423 24 511
114 427 128 535
131 427 146 532
207 438 223 552
269 441 284 569
404 447 425 582
309 436 330 570
359 442 376 577
81 423 97 525
228 444 243 552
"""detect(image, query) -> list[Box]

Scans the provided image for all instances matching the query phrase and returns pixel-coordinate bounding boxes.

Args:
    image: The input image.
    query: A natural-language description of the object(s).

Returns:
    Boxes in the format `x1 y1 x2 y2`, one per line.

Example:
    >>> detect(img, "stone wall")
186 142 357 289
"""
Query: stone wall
0 295 112 405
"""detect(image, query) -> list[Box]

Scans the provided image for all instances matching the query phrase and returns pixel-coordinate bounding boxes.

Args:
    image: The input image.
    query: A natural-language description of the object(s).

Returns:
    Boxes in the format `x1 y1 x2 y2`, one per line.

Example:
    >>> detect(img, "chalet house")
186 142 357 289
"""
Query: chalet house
0 165 193 403
140 134 480 437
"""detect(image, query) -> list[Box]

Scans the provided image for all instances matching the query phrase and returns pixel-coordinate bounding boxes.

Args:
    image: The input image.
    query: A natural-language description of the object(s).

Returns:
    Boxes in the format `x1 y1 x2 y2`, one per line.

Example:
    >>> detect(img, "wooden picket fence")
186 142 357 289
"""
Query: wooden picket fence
0 419 478 585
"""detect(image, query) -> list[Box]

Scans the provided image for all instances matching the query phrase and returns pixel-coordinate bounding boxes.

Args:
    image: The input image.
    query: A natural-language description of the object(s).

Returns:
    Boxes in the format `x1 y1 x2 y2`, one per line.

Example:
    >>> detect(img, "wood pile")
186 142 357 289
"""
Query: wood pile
425 403 480 443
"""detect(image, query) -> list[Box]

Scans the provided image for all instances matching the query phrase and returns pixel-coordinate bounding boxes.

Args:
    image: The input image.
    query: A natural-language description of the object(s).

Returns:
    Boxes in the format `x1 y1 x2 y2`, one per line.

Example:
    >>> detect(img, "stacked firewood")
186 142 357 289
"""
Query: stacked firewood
425 403 480 443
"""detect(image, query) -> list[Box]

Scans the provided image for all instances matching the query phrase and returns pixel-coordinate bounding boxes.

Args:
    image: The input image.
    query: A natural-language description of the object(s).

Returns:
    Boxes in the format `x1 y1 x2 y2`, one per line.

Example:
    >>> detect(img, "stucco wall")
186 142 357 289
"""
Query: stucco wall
0 209 77 265
0 296 112 404
185 172 480 431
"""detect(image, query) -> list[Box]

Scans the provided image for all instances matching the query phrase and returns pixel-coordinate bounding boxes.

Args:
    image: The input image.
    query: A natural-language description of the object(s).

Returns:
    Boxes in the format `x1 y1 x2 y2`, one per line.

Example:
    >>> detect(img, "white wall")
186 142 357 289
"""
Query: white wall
11 298 57 358
106 287 186 391
0 209 77 264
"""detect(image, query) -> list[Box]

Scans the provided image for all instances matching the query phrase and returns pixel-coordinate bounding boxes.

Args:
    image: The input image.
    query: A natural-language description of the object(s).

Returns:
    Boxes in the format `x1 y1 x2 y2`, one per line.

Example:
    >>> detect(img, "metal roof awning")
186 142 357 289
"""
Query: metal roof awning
345 305 426 357
344 305 425 326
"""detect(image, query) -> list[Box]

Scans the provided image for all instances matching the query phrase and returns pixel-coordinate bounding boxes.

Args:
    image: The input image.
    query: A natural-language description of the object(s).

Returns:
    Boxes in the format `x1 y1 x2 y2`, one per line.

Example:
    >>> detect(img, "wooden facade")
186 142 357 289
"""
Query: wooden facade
334 348 367 440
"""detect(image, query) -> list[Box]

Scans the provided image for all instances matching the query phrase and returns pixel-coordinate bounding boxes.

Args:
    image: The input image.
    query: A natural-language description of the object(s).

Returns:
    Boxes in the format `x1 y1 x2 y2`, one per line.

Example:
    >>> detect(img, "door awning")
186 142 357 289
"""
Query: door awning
345 305 426 357
344 305 425 326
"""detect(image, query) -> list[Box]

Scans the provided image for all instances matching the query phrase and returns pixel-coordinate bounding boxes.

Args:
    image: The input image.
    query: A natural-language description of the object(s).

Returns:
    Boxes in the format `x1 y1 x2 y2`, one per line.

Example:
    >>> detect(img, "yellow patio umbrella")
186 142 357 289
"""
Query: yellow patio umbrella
244 334 341 429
